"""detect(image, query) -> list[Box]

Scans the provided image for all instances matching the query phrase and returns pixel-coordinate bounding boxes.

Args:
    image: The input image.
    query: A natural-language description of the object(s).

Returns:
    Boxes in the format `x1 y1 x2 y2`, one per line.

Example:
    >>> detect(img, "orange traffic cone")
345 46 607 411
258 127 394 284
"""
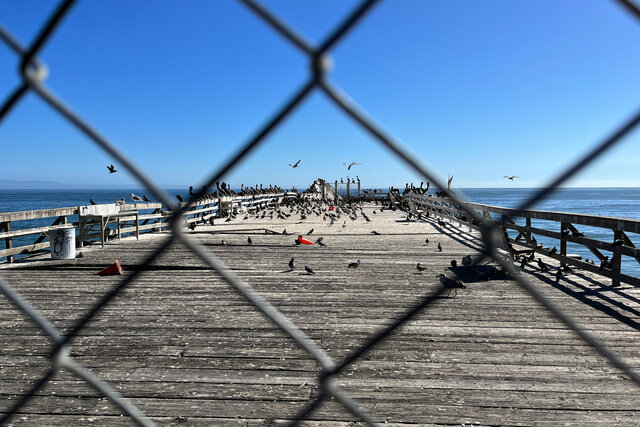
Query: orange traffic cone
297 235 314 245
94 259 124 275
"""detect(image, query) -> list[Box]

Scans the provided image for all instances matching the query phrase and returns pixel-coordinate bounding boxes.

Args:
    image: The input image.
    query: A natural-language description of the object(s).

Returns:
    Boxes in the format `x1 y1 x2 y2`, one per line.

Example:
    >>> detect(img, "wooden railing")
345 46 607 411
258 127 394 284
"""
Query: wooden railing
404 193 640 288
0 191 294 263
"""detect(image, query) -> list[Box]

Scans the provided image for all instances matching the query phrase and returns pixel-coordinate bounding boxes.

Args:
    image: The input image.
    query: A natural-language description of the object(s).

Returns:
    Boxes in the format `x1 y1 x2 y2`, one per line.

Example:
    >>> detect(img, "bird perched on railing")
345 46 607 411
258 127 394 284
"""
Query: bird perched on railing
130 193 143 202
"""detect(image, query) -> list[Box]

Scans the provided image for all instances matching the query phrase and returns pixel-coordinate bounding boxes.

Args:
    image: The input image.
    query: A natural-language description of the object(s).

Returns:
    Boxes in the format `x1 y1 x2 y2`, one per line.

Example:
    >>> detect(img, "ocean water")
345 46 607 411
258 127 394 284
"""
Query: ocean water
1 188 639 277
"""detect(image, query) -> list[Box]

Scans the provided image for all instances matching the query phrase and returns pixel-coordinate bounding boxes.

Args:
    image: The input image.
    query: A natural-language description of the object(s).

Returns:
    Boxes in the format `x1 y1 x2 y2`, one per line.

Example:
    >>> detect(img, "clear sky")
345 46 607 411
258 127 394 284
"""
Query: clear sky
1 0 640 190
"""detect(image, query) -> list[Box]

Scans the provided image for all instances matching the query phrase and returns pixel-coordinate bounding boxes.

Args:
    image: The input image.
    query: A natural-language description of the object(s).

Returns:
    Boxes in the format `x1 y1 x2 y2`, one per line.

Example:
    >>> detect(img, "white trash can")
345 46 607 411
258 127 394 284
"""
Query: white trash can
49 228 76 260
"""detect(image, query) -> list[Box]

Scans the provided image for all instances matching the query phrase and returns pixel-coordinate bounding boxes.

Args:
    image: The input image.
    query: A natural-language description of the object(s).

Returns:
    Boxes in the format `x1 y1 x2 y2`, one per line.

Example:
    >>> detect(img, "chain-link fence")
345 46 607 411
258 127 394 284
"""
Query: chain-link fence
1 0 640 425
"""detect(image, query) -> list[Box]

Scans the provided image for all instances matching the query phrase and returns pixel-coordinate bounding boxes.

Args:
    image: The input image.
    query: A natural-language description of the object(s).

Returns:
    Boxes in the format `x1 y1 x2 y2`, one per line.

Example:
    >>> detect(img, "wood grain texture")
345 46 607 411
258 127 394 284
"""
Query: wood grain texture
2 202 640 425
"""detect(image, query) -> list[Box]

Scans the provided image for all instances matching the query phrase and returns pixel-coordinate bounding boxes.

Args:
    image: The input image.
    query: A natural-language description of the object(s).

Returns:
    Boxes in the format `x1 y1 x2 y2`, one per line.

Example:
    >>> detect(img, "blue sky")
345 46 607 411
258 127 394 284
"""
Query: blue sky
1 0 639 190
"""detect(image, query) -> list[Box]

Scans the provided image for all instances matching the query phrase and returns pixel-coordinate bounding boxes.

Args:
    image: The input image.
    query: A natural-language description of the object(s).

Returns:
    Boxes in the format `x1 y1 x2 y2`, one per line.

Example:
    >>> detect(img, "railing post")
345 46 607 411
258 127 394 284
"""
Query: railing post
526 217 531 244
612 229 623 287
560 222 568 267
334 181 338 203
1 221 13 263
357 181 360 198
346 180 350 199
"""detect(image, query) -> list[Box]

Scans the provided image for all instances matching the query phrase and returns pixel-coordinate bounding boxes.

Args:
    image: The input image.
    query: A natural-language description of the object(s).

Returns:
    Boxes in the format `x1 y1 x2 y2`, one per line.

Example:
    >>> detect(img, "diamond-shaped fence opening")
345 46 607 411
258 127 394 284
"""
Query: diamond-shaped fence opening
2 0 640 425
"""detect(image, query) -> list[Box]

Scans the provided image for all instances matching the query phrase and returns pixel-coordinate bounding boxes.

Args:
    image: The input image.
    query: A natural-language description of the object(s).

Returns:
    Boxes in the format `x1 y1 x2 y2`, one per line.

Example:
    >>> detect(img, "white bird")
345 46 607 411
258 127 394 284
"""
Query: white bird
130 193 143 202
343 161 361 170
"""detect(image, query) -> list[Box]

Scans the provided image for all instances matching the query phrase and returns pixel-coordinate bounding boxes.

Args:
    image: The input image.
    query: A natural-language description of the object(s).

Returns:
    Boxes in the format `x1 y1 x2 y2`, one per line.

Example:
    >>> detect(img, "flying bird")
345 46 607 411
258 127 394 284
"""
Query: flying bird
503 176 518 181
107 164 117 173
289 160 301 168
344 161 361 170
447 175 453 189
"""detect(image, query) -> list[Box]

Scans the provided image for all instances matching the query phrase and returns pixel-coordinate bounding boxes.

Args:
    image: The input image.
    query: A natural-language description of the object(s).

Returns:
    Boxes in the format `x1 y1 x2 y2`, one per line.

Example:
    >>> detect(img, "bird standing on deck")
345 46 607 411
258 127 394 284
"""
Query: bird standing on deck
304 265 315 275
438 274 466 297
462 255 472 266
247 236 252 245
307 228 314 235
289 257 295 270
437 243 442 252
537 258 550 272
348 260 360 269
416 263 426 274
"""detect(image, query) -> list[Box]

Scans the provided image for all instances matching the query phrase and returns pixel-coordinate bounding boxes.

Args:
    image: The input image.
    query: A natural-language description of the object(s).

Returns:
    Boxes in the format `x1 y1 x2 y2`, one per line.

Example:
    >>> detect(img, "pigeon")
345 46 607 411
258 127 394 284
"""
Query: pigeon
130 193 143 202
437 243 442 252
304 265 315 275
416 263 426 273
348 260 360 269
282 229 289 235
462 255 472 266
90 198 97 205
450 259 457 269
555 269 563 282
221 240 227 246
289 257 295 270
188 222 196 230
315 237 325 247
209 217 215 226
247 236 252 245
537 258 550 272
549 247 557 256
438 274 466 297
107 164 117 173
425 238 429 246
562 265 574 274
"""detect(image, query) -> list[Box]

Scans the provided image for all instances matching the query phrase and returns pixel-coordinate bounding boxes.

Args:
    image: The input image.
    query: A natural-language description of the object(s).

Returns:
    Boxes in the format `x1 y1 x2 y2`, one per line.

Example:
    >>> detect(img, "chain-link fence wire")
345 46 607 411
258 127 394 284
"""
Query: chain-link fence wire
1 0 640 425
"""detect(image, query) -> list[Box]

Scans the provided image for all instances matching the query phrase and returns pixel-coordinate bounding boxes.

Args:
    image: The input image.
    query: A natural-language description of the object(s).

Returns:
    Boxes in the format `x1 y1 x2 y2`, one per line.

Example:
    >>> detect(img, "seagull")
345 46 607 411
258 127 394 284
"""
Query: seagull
107 164 117 173
289 257 295 270
90 198 97 205
130 193 143 202
289 160 301 168
416 263 426 274
304 265 315 275
348 260 360 269
344 161 361 170
503 176 518 181
438 274 466 297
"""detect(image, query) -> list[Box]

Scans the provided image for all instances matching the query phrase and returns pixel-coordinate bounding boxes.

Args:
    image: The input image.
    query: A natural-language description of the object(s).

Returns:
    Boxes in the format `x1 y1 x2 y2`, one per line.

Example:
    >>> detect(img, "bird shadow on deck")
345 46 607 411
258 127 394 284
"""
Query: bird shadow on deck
527 269 640 332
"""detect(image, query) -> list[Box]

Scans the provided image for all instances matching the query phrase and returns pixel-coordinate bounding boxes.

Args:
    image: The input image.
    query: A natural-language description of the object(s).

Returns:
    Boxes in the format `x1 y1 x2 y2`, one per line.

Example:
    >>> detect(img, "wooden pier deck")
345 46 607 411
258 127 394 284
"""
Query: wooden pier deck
2 203 640 425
